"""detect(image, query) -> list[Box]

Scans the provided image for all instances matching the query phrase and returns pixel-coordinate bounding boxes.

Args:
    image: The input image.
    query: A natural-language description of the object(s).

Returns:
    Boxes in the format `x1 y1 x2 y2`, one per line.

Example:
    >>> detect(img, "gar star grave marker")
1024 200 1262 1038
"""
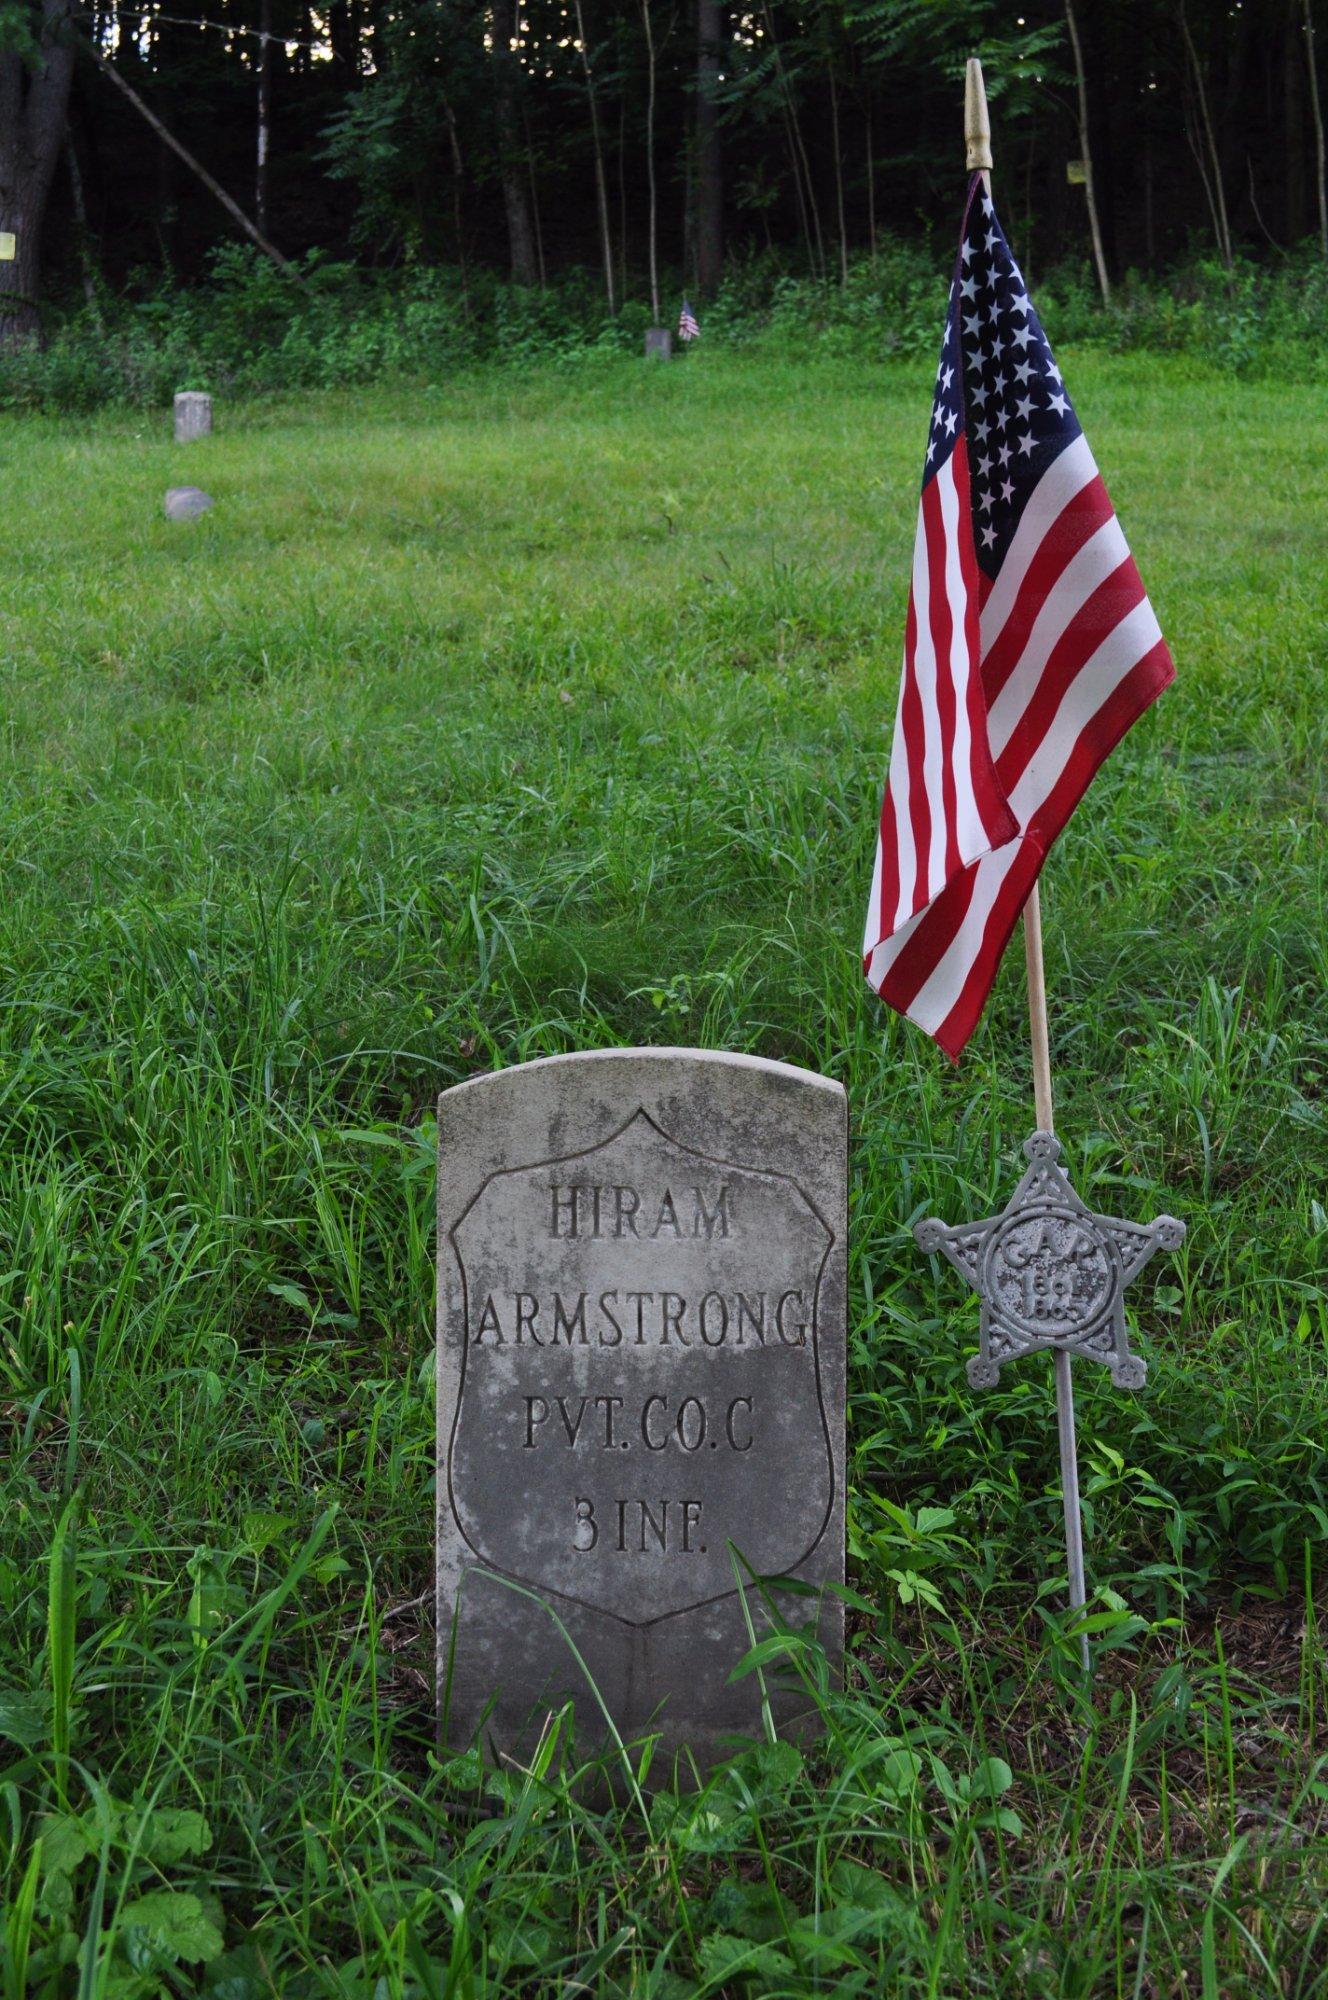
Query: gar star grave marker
915 1132 1185 1390
436 1048 846 1774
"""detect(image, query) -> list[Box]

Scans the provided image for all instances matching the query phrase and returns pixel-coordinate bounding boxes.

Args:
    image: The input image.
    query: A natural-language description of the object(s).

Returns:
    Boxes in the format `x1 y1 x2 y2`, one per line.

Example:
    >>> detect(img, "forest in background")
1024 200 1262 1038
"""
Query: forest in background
2 0 1328 391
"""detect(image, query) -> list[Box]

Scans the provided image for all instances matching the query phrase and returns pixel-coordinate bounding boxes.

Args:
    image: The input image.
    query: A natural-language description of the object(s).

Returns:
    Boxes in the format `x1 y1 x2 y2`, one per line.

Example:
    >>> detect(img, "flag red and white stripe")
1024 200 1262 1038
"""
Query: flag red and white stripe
863 177 1174 1058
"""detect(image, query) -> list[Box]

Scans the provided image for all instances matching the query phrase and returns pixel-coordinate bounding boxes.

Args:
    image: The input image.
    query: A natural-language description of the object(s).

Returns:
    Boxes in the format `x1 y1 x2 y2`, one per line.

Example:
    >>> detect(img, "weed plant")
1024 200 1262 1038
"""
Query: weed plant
0 351 1325 1991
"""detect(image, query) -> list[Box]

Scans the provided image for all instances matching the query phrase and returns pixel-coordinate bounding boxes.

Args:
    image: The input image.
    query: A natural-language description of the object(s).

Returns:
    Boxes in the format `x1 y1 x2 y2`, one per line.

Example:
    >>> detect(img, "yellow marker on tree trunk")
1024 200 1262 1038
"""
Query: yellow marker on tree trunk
0 234 16 262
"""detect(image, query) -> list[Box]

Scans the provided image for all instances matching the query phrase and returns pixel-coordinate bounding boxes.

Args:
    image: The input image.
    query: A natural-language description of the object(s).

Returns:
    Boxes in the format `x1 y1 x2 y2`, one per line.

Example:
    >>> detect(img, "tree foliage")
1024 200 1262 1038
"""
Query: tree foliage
8 0 1328 322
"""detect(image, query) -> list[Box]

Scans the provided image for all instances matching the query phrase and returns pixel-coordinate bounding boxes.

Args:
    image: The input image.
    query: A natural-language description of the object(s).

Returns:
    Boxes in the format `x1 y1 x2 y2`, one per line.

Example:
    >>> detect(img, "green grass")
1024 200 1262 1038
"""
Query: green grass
0 348 1326 1995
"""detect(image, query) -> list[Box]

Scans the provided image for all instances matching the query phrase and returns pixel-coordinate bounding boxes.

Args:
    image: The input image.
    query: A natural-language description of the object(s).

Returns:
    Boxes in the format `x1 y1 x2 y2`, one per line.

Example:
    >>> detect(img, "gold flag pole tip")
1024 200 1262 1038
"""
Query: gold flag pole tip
964 57 993 173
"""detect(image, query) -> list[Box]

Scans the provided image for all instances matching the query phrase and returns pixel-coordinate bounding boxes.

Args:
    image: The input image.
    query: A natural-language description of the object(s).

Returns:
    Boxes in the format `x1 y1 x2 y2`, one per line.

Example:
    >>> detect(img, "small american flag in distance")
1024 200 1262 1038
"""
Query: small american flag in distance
678 299 700 342
863 175 1175 1059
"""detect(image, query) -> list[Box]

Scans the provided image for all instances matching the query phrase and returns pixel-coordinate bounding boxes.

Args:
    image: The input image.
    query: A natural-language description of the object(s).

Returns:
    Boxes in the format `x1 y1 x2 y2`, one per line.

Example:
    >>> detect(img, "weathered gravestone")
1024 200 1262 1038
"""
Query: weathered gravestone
164 486 215 521
174 391 213 443
437 1048 846 1774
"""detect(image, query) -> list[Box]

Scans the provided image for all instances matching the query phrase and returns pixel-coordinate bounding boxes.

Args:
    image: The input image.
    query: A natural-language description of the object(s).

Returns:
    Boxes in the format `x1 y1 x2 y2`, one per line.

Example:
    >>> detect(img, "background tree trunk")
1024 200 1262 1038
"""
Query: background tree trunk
828 63 848 284
442 89 471 305
64 124 102 321
695 0 722 293
257 0 274 235
1065 0 1111 305
643 0 660 323
1179 3 1235 269
760 0 822 278
0 0 77 347
328 0 357 75
1306 0 1328 259
571 0 616 311
490 0 539 285
522 103 546 289
91 49 295 272
863 101 876 259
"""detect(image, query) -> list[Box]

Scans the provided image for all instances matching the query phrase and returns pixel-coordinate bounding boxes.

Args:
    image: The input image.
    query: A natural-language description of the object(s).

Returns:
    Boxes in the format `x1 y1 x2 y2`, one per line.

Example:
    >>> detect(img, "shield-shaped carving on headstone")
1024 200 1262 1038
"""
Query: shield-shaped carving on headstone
448 1107 835 1622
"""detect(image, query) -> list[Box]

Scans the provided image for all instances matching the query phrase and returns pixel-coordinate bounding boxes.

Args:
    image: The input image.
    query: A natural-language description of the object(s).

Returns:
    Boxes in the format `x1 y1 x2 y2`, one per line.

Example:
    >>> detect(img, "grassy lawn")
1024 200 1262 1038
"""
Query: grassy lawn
1 348 1326 1995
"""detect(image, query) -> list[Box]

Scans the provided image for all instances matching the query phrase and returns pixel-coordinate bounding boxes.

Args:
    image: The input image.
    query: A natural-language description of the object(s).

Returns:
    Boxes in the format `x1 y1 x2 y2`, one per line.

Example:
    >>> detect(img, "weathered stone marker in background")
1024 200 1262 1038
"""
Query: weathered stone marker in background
164 486 214 520
437 1048 846 1774
644 327 673 361
174 391 212 442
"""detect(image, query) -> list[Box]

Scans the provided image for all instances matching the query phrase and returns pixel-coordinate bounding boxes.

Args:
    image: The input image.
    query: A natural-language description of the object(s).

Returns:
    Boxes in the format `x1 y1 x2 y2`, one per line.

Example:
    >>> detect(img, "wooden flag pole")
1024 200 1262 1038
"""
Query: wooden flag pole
964 58 1090 1674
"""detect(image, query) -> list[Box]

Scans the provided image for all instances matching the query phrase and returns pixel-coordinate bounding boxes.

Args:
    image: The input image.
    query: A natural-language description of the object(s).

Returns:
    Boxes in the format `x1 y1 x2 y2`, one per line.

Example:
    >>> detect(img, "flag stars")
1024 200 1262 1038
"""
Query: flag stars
932 186 1082 568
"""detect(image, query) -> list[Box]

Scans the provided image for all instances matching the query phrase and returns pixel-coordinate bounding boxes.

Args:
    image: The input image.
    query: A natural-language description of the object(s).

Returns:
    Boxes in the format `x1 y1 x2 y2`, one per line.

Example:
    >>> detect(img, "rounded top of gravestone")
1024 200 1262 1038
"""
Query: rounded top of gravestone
164 486 215 521
439 1045 846 1106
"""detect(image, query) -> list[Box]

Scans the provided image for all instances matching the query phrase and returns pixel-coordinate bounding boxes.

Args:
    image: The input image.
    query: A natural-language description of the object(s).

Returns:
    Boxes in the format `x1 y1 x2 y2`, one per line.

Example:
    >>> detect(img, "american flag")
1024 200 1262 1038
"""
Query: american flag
863 175 1174 1059
678 299 700 342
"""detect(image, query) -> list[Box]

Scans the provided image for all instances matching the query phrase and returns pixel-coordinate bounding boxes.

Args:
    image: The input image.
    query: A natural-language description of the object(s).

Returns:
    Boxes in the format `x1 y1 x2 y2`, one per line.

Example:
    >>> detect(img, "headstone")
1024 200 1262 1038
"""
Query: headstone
164 486 214 521
437 1048 846 1777
644 327 673 362
174 391 212 443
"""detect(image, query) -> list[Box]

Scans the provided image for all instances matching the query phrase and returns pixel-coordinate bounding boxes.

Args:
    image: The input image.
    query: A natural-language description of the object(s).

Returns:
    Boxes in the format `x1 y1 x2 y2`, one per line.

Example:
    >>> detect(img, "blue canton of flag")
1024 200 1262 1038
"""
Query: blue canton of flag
927 184 1080 574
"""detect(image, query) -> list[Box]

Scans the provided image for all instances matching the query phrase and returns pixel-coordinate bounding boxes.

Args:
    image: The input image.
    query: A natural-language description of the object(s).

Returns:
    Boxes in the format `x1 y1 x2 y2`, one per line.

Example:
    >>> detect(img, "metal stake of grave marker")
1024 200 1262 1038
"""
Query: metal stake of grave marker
1025 885 1090 1672
966 58 1090 1674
